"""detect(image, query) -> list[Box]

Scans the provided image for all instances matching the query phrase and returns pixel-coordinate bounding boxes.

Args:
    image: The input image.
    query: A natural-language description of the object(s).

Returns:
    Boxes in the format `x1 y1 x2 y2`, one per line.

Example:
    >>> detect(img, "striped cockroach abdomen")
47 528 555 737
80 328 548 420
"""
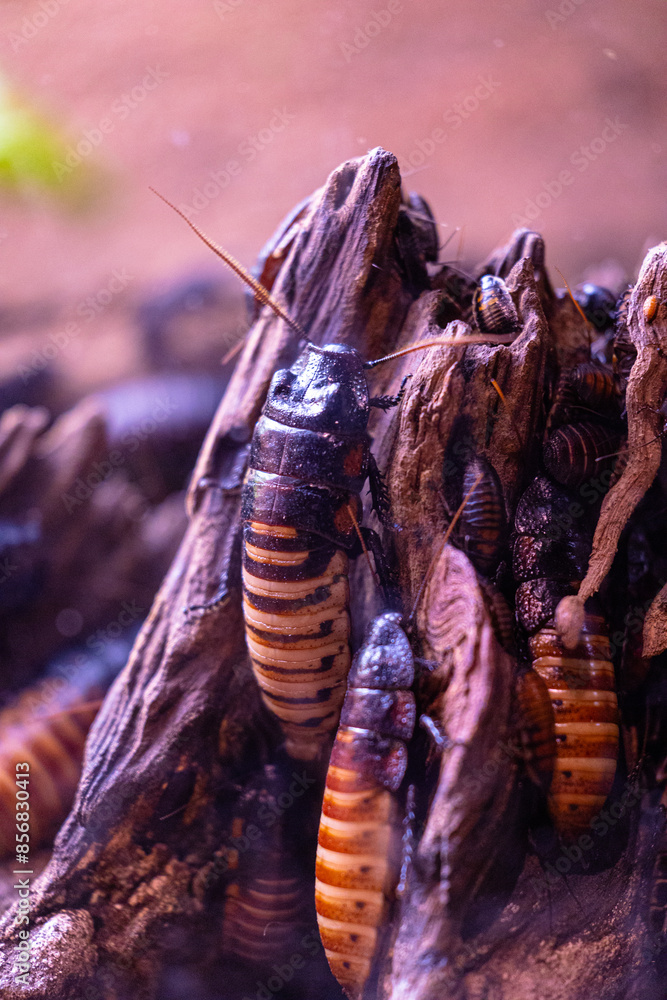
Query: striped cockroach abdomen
241 344 372 761
547 361 619 432
528 616 618 839
456 457 506 578
543 421 621 490
315 612 415 1000
221 765 308 964
472 275 520 339
515 666 556 794
0 659 121 855
513 475 618 839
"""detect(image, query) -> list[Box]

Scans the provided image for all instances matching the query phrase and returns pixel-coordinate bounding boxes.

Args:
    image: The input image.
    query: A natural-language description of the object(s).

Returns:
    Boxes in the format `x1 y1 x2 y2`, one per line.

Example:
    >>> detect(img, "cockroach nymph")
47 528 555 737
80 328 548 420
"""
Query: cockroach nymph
221 764 308 964
456 456 506 577
315 611 416 1000
644 294 659 323
472 274 520 338
513 475 619 839
153 189 512 762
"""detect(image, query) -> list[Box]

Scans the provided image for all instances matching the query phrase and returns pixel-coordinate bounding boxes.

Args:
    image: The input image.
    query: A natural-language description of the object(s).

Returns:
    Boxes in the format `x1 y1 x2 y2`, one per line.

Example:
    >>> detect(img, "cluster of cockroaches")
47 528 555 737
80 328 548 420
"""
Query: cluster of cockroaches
154 191 666 999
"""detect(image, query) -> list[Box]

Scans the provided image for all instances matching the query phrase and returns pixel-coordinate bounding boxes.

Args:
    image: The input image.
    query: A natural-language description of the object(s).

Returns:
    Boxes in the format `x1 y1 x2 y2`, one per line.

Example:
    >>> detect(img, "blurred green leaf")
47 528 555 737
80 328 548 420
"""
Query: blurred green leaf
0 74 100 208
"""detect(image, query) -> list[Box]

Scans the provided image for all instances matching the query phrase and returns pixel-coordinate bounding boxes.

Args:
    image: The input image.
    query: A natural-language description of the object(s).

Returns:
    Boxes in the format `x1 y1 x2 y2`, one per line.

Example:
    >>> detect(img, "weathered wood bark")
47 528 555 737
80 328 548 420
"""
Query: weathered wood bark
1 150 665 1000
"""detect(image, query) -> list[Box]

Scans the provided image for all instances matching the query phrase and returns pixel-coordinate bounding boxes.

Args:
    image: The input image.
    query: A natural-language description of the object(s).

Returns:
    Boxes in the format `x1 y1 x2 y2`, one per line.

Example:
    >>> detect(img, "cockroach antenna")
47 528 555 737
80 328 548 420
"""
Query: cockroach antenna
150 187 310 342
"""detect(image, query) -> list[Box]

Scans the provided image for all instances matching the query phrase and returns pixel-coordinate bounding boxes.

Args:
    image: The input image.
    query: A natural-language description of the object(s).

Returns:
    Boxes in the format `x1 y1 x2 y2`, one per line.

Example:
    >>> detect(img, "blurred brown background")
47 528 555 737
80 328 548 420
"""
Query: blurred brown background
1 0 667 395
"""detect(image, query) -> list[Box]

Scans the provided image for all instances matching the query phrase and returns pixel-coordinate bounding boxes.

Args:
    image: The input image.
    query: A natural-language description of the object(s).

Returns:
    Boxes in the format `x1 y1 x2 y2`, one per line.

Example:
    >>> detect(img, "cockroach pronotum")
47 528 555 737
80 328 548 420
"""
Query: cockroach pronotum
315 611 416 1000
513 475 619 839
573 283 617 333
221 764 308 965
472 274 520 339
152 189 513 762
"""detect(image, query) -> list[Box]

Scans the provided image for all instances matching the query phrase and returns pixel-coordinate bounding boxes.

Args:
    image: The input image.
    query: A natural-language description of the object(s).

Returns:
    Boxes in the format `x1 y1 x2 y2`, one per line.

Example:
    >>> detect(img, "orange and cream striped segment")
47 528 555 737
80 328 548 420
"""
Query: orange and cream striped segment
315 745 399 1000
529 613 619 839
242 521 351 761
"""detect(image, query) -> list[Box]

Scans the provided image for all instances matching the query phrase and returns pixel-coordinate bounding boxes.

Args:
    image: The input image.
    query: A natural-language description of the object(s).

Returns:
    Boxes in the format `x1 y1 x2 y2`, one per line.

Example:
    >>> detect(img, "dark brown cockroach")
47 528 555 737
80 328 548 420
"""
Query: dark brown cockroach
513 476 619 839
479 579 516 654
573 283 617 333
315 612 416 1000
0 663 119 856
153 190 512 762
456 457 506 577
543 421 622 490
547 361 619 432
472 274 520 338
221 764 308 964
515 666 556 794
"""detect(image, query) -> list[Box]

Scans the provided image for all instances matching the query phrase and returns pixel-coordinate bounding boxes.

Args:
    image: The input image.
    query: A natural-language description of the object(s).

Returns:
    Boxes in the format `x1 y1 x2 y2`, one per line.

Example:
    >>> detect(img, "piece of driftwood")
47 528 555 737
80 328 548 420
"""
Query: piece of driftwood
0 150 665 1000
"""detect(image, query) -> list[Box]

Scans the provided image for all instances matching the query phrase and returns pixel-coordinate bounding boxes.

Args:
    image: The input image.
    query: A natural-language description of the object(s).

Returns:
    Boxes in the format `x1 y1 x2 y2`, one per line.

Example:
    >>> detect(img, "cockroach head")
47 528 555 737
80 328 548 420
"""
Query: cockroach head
264 342 369 434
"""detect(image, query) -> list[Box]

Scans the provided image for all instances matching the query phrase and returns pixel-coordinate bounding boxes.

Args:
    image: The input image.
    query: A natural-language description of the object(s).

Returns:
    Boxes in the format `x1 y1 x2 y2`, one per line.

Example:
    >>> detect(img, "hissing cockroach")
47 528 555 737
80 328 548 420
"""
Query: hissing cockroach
315 612 416 1000
472 275 519 338
515 666 556 794
543 421 621 490
546 361 619 432
0 649 126 856
573 283 617 332
456 457 506 577
528 616 618 840
513 475 619 839
152 190 513 762
221 764 307 964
